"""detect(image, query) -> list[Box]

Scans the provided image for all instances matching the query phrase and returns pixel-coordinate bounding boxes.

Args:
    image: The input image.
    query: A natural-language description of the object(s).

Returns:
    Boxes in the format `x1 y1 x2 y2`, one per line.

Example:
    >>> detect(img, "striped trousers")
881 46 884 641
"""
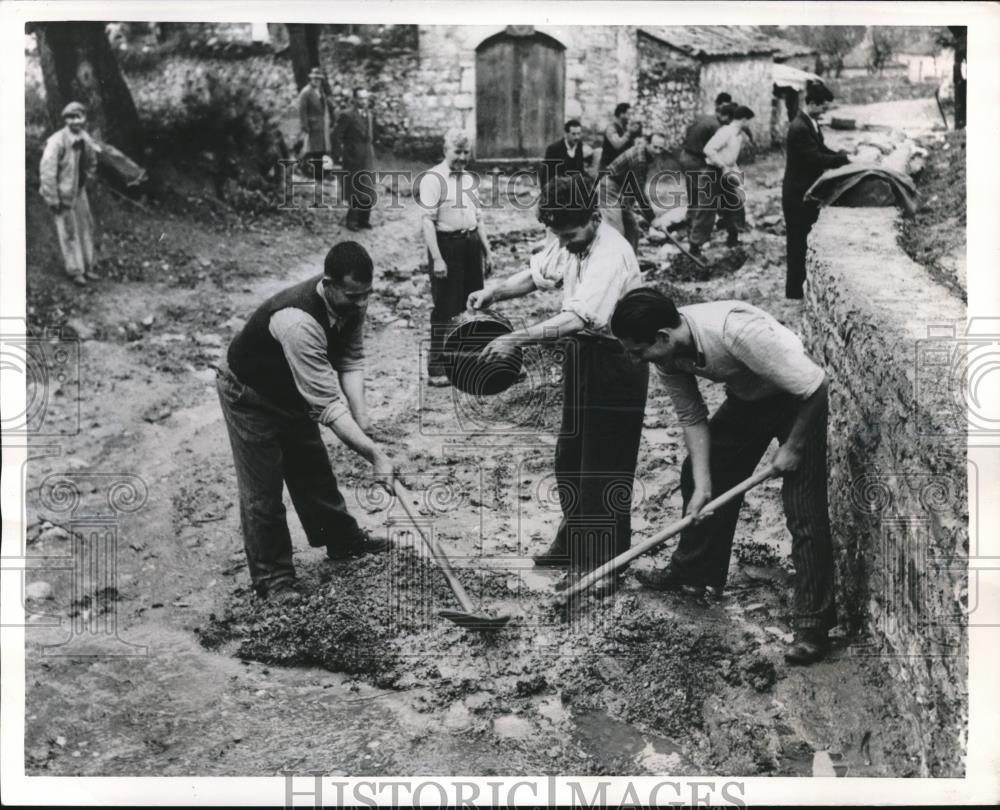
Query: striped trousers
669 392 836 631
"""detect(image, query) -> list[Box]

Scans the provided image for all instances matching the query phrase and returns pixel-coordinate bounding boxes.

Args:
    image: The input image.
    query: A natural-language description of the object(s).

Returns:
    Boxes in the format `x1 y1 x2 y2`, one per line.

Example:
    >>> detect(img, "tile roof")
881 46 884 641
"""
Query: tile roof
639 25 786 59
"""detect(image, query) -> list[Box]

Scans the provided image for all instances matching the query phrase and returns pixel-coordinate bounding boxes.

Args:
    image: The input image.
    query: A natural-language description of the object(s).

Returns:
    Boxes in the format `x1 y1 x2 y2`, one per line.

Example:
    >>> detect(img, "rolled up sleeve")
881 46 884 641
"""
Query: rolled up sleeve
561 238 636 331
724 312 825 398
332 309 365 373
655 365 709 427
269 309 350 426
528 236 566 291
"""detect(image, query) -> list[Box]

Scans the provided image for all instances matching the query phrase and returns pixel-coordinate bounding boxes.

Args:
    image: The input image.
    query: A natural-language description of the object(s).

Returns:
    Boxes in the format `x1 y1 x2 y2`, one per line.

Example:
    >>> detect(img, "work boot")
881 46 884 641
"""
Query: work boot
427 374 451 388
532 538 570 568
635 566 704 596
688 243 703 258
70 275 87 287
326 528 390 560
259 579 303 606
784 628 830 666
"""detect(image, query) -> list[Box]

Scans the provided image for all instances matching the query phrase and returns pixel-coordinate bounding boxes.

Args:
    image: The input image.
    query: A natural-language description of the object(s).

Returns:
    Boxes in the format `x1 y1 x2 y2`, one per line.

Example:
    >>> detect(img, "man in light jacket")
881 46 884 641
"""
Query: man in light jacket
39 101 100 287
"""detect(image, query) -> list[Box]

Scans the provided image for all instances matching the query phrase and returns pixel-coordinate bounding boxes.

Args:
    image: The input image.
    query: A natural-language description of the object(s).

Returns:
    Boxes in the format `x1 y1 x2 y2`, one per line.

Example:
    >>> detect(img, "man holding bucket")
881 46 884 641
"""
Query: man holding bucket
609 287 835 664
468 174 648 585
419 128 494 388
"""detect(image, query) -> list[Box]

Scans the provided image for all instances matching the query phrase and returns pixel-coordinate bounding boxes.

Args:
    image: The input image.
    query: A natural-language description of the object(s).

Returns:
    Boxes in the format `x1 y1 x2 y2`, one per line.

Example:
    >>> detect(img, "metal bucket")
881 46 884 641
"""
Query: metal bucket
443 309 524 396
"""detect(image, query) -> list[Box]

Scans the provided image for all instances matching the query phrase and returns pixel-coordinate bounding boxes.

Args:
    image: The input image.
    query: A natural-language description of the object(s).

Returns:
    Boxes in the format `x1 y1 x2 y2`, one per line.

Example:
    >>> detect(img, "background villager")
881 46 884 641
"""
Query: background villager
600 132 666 253
703 104 755 248
296 67 336 177
39 100 99 286
677 93 733 255
782 82 851 299
598 102 641 170
420 128 493 387
335 87 377 230
539 118 594 191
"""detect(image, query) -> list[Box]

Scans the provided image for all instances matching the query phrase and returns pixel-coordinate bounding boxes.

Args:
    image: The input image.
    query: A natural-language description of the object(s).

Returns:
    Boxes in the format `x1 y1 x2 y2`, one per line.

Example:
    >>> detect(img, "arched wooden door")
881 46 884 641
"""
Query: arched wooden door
476 29 565 159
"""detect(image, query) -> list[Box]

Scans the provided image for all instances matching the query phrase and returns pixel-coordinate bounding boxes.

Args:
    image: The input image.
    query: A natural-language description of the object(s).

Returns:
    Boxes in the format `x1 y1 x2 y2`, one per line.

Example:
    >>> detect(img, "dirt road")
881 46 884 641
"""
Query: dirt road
22 152 924 777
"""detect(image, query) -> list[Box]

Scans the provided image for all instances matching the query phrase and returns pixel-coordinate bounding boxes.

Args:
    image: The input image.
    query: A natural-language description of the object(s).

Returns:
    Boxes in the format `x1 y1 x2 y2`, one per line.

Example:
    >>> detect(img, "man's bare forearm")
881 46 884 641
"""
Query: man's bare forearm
328 411 383 464
784 379 828 452
338 369 367 427
505 310 585 347
488 268 537 303
421 217 443 261
683 420 712 490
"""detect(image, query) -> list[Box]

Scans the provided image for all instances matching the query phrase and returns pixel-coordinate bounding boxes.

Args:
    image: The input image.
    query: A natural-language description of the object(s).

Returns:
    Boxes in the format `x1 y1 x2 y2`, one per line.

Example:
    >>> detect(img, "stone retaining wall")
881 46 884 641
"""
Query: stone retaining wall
802 206 968 776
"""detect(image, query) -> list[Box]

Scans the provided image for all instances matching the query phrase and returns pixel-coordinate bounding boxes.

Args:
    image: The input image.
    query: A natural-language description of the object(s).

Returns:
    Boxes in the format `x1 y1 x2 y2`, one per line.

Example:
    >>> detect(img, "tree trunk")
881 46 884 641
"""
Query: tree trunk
287 24 322 90
949 26 966 130
34 21 144 157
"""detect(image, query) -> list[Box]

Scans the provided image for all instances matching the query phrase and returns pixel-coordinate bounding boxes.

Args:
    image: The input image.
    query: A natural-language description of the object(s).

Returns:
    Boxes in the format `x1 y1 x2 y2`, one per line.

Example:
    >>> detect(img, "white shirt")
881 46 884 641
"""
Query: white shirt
529 223 641 338
418 159 482 232
704 122 745 170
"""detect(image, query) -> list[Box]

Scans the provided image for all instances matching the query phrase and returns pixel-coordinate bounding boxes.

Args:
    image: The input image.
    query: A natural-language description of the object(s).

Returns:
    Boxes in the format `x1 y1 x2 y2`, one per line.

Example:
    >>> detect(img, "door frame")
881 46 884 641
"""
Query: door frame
474 27 566 159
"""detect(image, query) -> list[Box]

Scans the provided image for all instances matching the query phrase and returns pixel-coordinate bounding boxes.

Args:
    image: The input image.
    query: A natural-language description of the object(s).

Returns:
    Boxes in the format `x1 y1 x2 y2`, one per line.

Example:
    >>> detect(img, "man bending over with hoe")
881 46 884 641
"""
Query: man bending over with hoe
610 288 835 665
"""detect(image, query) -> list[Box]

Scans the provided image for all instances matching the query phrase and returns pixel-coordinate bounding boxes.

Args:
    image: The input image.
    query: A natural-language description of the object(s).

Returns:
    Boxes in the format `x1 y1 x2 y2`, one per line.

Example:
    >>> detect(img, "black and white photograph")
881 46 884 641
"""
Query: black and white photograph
1 2 997 806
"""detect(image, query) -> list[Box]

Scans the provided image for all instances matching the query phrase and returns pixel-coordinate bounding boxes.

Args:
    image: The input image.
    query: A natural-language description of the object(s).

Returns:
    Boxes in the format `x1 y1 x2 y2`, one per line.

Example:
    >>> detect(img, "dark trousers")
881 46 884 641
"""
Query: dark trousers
687 167 744 246
669 393 836 631
345 167 375 227
685 166 719 246
428 231 484 377
216 362 360 595
553 338 649 572
783 200 820 299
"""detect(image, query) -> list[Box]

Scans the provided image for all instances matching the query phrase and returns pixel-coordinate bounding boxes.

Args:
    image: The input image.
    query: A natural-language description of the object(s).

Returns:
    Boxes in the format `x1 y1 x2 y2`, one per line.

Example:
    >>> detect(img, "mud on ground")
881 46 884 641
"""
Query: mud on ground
23 152 926 777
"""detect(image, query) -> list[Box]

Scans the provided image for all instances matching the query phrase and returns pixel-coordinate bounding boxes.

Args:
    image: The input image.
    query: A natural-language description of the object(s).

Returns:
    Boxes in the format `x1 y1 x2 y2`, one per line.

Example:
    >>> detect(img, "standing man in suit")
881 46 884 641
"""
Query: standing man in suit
335 88 377 231
297 68 336 177
782 83 851 299
539 119 594 191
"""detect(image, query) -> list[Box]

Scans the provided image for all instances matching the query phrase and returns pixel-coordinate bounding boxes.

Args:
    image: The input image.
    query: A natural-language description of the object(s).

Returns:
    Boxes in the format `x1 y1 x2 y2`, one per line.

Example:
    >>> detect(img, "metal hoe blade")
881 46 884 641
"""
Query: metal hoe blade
438 609 511 630
393 480 511 631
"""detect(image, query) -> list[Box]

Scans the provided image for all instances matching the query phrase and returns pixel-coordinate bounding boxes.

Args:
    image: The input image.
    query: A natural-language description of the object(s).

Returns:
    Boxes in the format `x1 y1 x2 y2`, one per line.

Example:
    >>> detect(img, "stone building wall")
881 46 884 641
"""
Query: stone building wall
803 207 968 777
699 56 774 145
634 32 701 148
411 25 635 151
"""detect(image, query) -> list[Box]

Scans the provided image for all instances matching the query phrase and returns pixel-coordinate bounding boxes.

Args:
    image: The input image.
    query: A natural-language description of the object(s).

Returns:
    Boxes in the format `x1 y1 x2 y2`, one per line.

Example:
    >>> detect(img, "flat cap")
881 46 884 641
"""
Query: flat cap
61 101 86 118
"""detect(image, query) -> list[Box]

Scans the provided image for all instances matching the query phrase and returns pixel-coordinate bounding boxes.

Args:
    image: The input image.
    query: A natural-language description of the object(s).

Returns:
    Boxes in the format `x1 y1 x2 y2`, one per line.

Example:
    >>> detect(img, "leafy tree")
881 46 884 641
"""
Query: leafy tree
31 21 143 157
867 27 906 74
775 26 866 77
286 24 322 90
